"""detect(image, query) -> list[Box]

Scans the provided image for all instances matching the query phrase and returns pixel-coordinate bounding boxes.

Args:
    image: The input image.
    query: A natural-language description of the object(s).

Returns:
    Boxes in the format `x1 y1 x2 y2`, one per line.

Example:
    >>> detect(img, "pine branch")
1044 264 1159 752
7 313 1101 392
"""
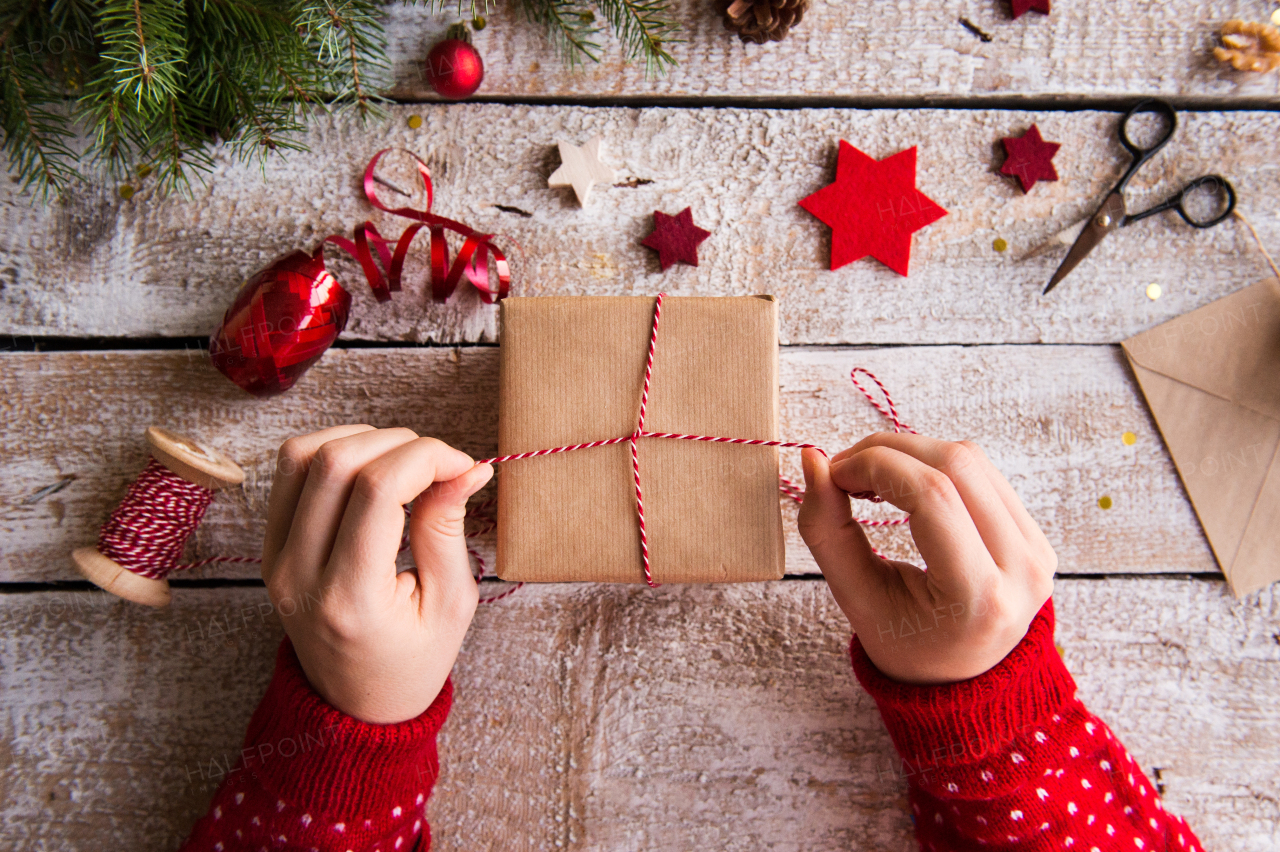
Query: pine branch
0 44 78 194
594 0 677 74
96 0 188 106
200 51 309 159
0 0 37 52
273 58 320 107
49 0 97 35
185 0 315 161
516 0 600 67
293 0 390 117
78 76 144 178
424 0 491 21
198 0 294 40
48 0 102 91
1 0 686 198
144 91 213 191
46 4 99 97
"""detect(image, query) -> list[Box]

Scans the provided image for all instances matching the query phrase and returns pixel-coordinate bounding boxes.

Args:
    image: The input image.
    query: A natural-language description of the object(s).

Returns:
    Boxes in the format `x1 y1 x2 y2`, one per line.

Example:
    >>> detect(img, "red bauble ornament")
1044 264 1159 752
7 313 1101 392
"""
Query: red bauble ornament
209 247 350 397
424 39 484 100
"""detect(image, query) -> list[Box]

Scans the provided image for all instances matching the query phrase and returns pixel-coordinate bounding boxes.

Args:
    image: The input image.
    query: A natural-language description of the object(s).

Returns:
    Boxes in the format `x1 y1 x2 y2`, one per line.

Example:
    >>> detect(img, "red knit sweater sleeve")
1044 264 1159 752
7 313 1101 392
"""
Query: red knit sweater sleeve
178 638 451 852
851 599 1205 852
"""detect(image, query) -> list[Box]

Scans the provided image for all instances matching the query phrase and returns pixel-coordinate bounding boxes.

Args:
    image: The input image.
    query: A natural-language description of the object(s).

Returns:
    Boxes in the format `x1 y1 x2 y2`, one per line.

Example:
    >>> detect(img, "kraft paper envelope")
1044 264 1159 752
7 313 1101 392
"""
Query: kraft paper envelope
1121 278 1280 597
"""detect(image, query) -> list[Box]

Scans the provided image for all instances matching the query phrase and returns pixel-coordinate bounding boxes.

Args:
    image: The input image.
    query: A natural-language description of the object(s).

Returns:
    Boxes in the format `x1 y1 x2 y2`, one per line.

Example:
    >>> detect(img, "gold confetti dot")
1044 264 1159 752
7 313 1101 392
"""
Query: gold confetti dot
1097 495 1113 510
1146 283 1162 300
1055 644 1065 658
1122 431 1137 446
993 237 1008 253
118 185 135 200
135 163 152 179
407 114 423 129
472 15 487 30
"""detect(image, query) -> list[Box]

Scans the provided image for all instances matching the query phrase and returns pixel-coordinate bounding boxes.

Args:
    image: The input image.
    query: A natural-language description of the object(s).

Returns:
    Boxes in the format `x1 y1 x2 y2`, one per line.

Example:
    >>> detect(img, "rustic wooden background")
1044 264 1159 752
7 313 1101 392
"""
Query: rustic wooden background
3 1 1279 850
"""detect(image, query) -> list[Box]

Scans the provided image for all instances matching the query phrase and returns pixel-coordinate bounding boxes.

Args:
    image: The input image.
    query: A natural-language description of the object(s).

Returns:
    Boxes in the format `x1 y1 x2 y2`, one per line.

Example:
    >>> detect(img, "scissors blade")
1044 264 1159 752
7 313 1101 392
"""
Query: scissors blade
1021 219 1087 261
1043 193 1127 295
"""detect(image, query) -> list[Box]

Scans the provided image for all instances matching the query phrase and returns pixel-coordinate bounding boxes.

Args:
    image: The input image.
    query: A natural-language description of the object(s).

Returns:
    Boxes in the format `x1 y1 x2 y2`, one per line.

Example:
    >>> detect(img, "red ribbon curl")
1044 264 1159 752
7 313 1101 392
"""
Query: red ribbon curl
325 148 510 304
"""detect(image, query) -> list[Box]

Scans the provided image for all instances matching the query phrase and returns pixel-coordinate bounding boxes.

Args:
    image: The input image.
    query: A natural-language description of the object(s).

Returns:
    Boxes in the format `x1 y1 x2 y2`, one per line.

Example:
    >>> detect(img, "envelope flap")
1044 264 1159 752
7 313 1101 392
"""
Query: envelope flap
1127 360 1280 578
1121 278 1280 421
1231 443 1280 597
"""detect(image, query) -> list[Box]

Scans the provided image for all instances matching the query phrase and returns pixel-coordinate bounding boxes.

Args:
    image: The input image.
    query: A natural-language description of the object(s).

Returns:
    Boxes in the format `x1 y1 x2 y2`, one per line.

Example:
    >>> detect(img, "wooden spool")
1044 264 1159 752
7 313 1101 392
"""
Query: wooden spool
72 427 245 607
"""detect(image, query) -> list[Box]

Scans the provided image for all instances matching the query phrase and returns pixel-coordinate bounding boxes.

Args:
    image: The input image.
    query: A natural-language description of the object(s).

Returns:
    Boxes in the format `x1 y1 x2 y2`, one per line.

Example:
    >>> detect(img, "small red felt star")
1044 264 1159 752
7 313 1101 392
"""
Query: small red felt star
798 141 947 277
641 207 711 271
1000 124 1061 193
1011 0 1050 18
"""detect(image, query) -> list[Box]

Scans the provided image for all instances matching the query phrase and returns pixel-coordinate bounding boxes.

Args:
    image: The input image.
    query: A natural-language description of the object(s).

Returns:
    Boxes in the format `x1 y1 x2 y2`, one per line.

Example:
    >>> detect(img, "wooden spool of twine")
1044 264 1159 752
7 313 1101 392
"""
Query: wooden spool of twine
72 427 245 607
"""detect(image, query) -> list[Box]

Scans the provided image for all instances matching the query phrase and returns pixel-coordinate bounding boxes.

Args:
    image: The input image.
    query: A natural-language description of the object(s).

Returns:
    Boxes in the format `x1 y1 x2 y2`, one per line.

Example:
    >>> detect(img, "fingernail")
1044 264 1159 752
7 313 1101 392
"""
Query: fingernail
467 463 493 495
801 449 816 488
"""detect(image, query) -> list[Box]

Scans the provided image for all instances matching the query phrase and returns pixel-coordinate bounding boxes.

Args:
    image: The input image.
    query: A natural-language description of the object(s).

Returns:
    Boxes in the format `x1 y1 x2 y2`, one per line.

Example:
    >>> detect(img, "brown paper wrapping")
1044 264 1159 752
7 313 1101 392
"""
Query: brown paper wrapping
495 295 784 583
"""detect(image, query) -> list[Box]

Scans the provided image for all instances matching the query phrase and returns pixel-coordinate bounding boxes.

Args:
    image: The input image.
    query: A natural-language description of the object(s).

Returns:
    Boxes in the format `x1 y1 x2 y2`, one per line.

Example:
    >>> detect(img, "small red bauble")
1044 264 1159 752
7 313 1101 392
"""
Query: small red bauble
424 39 484 100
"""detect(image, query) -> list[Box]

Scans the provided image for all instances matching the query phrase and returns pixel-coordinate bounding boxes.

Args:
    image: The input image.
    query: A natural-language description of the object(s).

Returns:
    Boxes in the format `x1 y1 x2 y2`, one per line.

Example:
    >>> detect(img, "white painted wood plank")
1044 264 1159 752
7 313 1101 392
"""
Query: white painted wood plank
3 106 1276 346
380 0 1280 104
1 579 1276 850
0 344 1219 584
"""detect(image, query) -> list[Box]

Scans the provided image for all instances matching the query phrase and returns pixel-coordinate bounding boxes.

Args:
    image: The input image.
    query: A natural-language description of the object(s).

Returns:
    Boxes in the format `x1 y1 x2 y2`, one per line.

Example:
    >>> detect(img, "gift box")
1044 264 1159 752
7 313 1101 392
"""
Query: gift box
495 295 785 583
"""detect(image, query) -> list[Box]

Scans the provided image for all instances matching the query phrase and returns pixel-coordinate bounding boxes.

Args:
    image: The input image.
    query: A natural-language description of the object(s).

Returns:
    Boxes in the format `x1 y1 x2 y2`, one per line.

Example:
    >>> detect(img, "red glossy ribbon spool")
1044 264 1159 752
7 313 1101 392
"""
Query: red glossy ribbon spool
210 149 511 397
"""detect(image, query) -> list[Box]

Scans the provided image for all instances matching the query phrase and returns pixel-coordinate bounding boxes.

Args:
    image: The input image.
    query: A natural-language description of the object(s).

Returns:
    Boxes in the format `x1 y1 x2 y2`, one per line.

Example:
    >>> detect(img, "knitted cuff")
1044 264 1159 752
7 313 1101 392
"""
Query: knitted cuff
851 599 1077 767
241 638 453 817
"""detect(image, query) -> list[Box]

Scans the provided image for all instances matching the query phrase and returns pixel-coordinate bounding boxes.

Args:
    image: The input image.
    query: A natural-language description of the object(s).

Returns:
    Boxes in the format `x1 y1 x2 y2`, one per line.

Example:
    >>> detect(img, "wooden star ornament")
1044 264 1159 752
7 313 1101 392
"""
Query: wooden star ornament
1011 0 1049 18
1000 124 1061 193
798 141 947 277
547 137 616 206
642 207 711 271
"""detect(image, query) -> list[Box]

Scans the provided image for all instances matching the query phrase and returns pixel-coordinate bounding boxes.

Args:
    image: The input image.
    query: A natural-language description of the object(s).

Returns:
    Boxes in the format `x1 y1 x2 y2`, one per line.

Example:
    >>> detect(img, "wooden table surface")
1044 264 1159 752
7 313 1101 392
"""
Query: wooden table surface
3 2 1279 850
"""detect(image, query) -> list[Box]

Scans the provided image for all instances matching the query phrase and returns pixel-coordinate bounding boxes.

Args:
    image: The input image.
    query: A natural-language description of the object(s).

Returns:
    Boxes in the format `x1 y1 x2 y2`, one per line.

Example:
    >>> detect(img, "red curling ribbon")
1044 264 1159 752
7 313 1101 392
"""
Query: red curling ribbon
211 148 511 397
325 149 511 305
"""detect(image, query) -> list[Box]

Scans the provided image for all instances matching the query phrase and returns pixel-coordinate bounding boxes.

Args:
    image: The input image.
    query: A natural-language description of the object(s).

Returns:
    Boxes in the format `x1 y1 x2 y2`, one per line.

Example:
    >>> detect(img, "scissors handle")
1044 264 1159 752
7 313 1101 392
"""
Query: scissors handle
1113 99 1178 196
1126 174 1237 229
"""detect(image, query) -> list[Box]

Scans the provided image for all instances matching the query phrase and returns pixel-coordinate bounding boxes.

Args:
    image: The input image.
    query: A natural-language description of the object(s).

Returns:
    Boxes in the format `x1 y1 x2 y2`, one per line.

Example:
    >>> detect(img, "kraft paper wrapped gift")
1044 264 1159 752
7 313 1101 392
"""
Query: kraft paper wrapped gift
495 295 785 583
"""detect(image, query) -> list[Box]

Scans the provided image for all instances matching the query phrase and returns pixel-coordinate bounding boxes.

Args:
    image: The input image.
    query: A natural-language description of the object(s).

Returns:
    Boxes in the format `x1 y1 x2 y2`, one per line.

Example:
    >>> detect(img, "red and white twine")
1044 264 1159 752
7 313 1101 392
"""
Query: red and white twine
97 459 256 579
95 293 911 595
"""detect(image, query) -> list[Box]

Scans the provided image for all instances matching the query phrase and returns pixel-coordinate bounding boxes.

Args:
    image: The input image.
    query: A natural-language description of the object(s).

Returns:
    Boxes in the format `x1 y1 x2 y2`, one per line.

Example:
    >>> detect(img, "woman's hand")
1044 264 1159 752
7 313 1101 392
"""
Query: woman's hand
261 425 492 724
798 433 1055 685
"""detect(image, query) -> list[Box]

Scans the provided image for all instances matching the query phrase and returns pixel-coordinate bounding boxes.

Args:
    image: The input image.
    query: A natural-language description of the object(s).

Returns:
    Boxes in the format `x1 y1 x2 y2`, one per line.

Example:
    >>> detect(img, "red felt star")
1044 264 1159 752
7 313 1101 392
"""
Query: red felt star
1000 124 1061 193
641 207 711 271
798 141 947 277
1011 0 1050 18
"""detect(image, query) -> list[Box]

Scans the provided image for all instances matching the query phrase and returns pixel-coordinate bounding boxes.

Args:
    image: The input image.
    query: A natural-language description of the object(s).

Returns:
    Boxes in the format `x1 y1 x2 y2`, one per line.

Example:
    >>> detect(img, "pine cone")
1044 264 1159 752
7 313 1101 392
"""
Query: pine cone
1213 19 1280 73
719 0 808 44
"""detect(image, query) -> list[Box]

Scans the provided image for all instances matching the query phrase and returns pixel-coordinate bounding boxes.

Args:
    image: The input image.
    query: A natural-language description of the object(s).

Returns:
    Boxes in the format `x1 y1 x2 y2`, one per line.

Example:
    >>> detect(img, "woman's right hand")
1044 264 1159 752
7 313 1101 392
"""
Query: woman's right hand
260 425 492 724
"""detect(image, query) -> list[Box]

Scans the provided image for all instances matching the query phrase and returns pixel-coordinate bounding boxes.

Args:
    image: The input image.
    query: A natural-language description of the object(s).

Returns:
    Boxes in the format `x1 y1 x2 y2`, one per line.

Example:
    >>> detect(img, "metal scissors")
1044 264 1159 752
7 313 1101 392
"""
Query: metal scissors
1041 98 1236 295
